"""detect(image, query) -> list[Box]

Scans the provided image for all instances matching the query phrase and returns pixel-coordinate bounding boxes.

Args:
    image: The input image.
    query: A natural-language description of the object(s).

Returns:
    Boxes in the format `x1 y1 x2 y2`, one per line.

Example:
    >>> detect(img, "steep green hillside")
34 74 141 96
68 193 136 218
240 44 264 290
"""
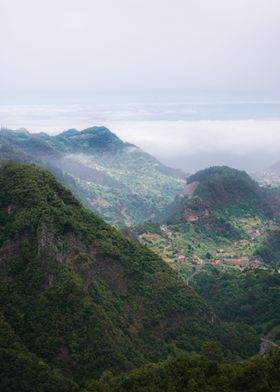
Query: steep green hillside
134 167 280 360
168 166 276 224
188 166 261 208
0 312 78 392
0 163 258 388
255 229 280 265
0 128 186 226
137 166 279 261
47 127 186 226
0 134 35 164
85 350 280 392
192 267 280 345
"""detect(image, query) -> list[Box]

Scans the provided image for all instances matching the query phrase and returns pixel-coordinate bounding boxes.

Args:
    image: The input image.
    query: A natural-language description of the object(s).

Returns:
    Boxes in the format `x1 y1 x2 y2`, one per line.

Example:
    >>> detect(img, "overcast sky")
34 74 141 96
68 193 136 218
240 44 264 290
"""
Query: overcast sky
1 0 280 101
1 1 280 172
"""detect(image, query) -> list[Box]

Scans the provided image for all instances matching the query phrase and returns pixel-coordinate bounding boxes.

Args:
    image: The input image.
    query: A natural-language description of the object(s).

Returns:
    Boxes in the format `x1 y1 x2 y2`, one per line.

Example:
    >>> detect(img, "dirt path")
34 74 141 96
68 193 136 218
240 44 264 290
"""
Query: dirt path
186 259 204 286
259 338 280 354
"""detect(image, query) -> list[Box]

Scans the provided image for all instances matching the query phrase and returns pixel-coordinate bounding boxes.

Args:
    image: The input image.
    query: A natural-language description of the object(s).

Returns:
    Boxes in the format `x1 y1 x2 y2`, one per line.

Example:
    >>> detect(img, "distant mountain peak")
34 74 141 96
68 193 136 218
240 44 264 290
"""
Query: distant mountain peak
57 128 80 138
81 125 113 134
55 125 131 151
0 127 30 136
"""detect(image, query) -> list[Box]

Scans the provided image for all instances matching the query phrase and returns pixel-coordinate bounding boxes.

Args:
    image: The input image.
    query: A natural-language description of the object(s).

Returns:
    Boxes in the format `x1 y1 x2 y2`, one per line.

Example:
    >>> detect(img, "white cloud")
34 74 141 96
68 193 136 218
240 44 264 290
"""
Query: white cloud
110 119 280 158
2 100 280 171
1 102 280 171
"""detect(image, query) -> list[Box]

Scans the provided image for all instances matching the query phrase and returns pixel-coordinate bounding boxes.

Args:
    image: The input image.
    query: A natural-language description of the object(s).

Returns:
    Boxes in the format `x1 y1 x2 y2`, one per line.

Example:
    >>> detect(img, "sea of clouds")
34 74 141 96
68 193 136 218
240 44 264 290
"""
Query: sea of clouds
1 102 280 172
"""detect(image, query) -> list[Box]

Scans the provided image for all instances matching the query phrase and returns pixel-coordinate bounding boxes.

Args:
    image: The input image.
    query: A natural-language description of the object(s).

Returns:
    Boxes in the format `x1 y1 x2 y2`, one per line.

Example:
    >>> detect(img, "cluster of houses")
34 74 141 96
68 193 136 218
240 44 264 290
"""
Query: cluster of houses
176 247 262 268
177 253 212 264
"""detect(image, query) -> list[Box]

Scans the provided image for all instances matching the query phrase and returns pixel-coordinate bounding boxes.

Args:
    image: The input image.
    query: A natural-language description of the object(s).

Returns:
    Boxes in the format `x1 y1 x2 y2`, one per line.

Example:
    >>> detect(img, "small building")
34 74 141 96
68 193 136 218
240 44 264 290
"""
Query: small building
178 254 186 263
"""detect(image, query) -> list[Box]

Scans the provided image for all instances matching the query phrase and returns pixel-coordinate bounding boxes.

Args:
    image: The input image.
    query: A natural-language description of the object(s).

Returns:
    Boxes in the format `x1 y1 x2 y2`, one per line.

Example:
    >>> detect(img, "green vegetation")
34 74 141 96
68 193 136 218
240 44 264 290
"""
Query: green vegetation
256 229 280 265
185 166 274 218
0 157 278 390
135 166 280 356
84 350 280 392
138 215 279 265
0 128 186 226
188 166 261 209
137 166 280 270
0 313 78 391
0 162 262 390
192 267 280 344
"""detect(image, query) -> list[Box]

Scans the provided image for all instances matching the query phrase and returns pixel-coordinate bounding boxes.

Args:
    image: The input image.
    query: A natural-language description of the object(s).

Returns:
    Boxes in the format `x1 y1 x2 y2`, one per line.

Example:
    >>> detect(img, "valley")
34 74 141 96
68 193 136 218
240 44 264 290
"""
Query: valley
134 166 280 353
138 216 279 279
2 0 280 389
0 127 185 227
136 166 280 280
0 162 264 391
0 131 279 391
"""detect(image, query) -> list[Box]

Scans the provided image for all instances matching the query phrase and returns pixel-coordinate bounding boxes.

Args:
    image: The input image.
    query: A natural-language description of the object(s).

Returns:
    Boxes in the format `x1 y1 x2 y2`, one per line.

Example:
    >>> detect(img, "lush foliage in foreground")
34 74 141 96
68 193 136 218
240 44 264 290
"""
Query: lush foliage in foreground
0 313 78 392
85 350 280 392
192 267 280 344
0 162 261 391
256 229 280 265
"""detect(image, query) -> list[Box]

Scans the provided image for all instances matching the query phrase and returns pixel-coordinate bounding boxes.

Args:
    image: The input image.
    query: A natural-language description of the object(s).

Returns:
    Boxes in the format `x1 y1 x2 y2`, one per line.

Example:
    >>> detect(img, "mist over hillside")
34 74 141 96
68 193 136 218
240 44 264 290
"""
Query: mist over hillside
1 0 280 390
0 126 186 227
2 100 280 172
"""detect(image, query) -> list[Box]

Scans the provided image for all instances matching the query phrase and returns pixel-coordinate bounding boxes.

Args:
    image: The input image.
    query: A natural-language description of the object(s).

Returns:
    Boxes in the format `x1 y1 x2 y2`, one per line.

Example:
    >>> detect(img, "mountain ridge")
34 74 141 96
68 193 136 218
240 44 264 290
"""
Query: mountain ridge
52 126 134 152
0 127 186 226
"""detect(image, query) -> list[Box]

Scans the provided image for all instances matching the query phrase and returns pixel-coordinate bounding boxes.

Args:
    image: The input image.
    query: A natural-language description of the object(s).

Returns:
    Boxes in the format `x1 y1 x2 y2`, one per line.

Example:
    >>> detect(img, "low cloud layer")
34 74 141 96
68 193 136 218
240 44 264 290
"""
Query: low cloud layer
112 120 280 172
1 103 280 172
114 120 280 157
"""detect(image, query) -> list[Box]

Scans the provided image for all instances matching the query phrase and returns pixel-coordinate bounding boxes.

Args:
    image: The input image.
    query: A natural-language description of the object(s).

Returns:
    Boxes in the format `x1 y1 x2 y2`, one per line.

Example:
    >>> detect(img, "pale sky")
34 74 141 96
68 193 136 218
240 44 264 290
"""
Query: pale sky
1 1 280 172
1 0 280 102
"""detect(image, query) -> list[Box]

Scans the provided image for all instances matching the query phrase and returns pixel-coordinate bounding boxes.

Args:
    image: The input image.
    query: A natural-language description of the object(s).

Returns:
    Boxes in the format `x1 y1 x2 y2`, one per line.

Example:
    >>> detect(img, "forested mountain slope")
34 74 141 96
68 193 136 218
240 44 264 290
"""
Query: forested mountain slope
0 128 186 226
0 162 258 390
137 166 280 268
85 350 280 392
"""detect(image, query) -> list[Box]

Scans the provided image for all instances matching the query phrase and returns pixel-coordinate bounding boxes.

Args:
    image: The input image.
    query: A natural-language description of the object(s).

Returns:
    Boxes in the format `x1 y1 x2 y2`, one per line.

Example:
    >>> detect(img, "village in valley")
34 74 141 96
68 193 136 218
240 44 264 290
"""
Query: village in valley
139 216 279 282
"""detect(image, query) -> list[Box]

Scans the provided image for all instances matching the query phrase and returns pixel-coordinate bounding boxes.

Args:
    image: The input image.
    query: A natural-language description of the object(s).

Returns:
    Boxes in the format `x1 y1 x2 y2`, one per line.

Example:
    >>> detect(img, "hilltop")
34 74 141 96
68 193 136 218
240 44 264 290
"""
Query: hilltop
0 162 259 390
168 166 275 224
135 166 280 352
51 126 133 152
187 166 260 207
136 166 280 273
